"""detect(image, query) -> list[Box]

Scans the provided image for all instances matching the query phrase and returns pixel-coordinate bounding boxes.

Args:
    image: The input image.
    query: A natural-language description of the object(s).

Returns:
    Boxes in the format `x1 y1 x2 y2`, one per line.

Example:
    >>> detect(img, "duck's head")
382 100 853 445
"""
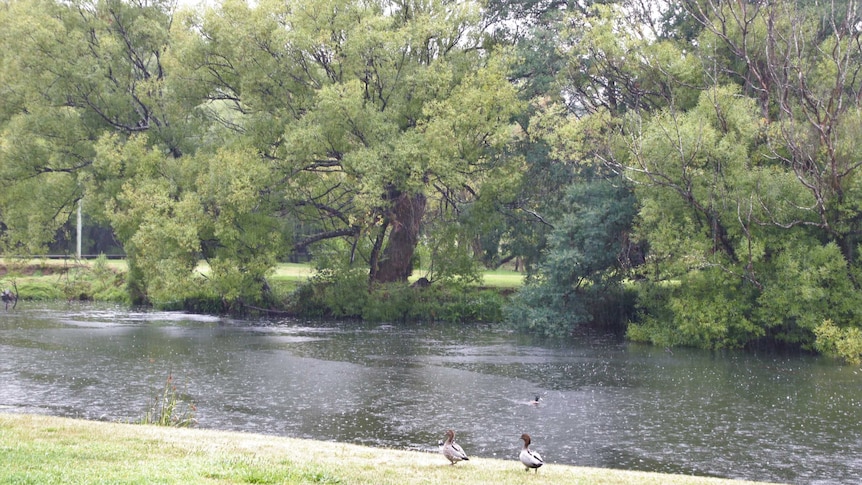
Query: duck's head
445 429 455 442
520 433 532 446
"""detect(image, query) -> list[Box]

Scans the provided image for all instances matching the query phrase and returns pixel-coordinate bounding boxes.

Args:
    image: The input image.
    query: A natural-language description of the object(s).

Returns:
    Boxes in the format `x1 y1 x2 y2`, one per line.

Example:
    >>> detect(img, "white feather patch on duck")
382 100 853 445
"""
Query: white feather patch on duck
519 433 544 472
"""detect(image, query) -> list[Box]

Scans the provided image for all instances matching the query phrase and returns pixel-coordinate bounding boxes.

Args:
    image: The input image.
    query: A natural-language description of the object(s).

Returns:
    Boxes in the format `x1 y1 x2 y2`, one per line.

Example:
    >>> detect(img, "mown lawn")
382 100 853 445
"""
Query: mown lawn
0 414 781 485
267 263 525 288
0 258 524 288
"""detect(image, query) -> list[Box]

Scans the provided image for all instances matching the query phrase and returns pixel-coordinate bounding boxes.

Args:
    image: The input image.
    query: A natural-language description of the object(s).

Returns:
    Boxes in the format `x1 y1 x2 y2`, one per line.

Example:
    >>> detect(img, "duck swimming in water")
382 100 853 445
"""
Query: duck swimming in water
519 433 544 473
442 429 469 465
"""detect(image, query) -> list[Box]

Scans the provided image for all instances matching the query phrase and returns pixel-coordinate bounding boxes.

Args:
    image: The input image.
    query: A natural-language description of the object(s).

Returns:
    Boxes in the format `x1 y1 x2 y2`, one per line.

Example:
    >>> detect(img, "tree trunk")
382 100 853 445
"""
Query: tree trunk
370 191 426 283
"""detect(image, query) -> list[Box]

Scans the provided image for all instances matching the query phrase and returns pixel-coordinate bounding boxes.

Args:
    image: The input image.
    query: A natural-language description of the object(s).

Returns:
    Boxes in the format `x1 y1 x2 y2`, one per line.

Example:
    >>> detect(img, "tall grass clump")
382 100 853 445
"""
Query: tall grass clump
139 373 197 427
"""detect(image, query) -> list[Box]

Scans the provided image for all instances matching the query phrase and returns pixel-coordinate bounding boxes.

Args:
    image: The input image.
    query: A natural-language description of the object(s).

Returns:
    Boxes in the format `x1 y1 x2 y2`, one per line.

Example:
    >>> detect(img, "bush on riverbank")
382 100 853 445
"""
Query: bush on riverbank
2 259 510 323
284 268 506 323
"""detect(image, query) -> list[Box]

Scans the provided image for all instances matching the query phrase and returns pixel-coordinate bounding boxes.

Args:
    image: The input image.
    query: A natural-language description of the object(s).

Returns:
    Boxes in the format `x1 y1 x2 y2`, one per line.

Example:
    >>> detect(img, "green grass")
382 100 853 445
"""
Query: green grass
0 414 781 485
1 258 524 289
267 263 525 289
269 263 317 282
480 268 525 288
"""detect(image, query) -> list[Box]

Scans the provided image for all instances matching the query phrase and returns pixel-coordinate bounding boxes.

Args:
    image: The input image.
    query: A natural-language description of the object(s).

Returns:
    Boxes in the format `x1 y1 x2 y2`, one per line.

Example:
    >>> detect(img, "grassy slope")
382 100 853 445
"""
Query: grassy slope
0 414 782 485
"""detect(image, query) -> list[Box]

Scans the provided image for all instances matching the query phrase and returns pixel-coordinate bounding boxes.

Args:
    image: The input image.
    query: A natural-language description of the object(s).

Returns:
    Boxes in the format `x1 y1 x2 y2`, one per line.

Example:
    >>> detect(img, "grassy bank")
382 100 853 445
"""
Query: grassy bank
0 258 525 286
0 258 524 294
0 258 524 321
0 414 781 485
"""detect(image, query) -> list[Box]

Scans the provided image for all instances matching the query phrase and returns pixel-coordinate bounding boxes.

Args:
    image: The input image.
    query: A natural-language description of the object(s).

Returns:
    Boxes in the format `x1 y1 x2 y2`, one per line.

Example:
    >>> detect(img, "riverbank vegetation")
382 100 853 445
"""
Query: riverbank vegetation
3 0 862 361
0 257 514 323
0 414 779 485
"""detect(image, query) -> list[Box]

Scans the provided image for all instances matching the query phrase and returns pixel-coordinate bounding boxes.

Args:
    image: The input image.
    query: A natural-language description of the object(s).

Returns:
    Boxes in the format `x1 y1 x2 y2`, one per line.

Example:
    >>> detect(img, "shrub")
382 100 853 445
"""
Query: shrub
62 278 92 301
287 275 507 324
504 179 638 337
814 320 862 365
627 269 762 350
284 282 328 317
92 286 130 304
506 282 589 337
362 283 416 322
90 254 116 291
177 294 225 313
314 267 369 318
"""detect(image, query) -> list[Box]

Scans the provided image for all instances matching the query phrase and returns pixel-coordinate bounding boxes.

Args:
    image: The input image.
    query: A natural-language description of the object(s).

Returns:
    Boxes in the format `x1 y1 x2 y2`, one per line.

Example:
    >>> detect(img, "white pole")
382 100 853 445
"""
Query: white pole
77 198 82 260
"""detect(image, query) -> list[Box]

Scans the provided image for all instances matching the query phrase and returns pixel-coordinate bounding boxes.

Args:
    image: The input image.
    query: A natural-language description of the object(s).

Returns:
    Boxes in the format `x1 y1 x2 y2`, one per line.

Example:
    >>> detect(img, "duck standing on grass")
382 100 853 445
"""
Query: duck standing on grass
442 429 469 465
519 433 544 473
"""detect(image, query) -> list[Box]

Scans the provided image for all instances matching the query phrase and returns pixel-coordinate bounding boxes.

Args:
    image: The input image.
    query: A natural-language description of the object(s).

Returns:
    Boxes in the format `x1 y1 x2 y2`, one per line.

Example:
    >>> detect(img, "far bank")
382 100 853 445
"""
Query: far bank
0 257 526 324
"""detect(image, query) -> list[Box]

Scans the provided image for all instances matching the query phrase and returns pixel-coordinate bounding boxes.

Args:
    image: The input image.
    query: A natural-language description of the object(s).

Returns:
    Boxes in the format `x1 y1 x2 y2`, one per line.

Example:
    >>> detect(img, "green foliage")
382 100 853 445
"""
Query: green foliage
0 0 524 308
556 3 702 114
288 272 506 323
754 241 862 344
507 281 588 337
626 282 680 347
124 255 149 305
814 320 862 365
282 282 328 318
2 260 128 303
626 86 762 276
454 288 506 323
7 0 862 360
170 292 225 314
422 222 484 285
615 75 862 352
506 178 638 337
404 284 505 323
14 281 64 301
174 0 524 286
0 0 179 254
92 285 130 304
61 276 92 302
138 373 197 428
629 268 761 349
90 255 115 289
90 134 284 309
304 264 371 319
361 283 418 322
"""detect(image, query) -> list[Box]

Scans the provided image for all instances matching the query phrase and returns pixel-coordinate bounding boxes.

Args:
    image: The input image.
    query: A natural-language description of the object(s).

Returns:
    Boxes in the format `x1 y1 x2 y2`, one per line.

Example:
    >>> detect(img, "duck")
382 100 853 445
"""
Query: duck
529 395 543 405
441 429 469 465
519 433 544 473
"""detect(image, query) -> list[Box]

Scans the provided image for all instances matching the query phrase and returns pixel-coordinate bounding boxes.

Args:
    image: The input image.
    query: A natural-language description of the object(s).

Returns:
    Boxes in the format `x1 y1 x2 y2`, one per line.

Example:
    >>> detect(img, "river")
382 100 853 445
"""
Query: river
1 302 859 484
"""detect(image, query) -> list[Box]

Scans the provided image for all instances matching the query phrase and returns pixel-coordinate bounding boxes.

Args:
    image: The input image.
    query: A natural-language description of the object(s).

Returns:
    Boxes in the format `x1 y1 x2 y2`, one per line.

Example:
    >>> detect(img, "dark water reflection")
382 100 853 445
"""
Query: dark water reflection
1 303 860 484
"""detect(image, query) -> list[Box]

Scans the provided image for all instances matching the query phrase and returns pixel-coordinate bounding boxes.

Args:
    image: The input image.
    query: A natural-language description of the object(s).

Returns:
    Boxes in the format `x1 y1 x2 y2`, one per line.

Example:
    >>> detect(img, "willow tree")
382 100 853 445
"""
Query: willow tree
0 0 180 254
173 0 523 284
0 0 283 305
586 0 862 351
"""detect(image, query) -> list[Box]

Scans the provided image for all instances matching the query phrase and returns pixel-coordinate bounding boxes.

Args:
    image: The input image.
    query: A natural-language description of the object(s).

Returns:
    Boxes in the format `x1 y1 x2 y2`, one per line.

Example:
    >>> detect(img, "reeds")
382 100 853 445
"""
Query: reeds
139 373 197 427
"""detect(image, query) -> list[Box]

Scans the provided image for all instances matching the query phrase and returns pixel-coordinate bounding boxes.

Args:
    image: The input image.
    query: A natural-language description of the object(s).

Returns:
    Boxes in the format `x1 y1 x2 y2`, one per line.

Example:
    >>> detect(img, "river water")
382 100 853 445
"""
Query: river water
1 302 860 484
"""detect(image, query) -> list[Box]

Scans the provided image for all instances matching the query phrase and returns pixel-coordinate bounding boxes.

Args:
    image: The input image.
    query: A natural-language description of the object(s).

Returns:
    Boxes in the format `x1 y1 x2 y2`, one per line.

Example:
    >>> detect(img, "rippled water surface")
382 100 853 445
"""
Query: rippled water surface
2 302 860 484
